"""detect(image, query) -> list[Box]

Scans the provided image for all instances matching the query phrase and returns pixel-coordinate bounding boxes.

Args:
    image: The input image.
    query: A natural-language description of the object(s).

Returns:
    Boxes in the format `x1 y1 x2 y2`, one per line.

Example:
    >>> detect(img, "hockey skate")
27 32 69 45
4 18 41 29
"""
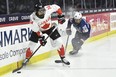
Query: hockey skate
55 57 70 65
69 46 82 55
69 49 79 55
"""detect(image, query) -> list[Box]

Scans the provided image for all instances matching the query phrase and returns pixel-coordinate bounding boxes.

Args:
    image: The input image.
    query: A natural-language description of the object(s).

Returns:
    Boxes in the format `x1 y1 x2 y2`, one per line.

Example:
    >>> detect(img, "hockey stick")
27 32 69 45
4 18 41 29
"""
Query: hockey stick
55 35 70 63
12 26 58 73
65 35 69 52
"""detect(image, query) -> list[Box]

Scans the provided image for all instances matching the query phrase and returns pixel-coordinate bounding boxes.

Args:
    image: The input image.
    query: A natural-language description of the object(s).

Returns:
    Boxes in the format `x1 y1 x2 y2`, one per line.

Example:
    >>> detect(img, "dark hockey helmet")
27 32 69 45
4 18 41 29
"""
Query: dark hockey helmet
35 2 45 18
34 2 43 11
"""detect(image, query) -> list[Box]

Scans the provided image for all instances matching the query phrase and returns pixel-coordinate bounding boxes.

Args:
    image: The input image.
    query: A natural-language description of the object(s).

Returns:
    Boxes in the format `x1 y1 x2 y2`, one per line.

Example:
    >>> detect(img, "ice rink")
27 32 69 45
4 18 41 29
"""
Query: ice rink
3 34 116 77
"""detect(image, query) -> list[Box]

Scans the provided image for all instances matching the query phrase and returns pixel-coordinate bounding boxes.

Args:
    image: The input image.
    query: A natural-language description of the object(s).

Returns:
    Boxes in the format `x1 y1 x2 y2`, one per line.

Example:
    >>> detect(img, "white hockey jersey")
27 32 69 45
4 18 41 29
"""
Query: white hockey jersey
30 4 63 36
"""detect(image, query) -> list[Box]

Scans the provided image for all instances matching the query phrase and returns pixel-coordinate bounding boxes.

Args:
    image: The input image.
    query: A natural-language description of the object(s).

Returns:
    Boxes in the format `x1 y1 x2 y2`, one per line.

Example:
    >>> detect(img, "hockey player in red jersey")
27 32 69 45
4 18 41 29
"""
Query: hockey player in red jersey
23 2 70 65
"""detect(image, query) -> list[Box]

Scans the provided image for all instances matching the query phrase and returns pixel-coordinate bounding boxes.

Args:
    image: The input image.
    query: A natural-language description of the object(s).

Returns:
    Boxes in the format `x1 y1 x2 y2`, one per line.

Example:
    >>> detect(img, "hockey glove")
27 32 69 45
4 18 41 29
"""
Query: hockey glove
58 14 65 24
66 29 72 35
39 36 47 46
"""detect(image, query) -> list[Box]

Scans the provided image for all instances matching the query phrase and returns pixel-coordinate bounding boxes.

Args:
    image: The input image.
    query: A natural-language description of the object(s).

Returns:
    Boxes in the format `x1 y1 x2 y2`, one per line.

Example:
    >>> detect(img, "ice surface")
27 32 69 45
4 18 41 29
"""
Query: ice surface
3 34 116 77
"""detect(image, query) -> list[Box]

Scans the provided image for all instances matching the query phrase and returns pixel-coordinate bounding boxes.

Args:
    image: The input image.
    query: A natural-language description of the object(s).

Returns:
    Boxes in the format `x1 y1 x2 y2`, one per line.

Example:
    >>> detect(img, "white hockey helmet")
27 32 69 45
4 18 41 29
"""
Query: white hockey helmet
74 12 82 19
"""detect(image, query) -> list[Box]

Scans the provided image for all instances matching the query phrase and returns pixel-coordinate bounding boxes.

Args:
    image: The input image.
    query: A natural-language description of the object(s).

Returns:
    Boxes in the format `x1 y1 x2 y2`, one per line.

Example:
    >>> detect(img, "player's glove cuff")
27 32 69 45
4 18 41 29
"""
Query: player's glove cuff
58 14 65 24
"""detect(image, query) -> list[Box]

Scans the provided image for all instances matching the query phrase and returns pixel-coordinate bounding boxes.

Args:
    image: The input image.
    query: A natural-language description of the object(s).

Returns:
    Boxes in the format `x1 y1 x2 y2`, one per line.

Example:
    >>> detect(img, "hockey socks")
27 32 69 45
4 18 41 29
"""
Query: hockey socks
56 45 70 65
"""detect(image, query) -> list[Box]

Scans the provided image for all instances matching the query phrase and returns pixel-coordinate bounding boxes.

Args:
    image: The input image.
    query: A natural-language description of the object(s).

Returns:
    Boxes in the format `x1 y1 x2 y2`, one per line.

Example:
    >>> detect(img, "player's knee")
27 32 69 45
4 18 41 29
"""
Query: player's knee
55 37 63 48
72 38 79 44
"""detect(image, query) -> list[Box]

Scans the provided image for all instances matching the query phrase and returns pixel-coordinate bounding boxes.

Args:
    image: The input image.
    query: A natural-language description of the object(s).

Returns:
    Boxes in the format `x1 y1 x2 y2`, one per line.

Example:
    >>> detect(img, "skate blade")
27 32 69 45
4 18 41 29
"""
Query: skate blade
62 63 70 68
55 60 62 63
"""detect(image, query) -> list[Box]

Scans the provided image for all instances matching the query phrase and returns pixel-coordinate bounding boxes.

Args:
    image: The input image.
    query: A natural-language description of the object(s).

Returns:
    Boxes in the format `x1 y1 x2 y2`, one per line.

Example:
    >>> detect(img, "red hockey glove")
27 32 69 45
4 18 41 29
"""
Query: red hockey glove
58 14 65 24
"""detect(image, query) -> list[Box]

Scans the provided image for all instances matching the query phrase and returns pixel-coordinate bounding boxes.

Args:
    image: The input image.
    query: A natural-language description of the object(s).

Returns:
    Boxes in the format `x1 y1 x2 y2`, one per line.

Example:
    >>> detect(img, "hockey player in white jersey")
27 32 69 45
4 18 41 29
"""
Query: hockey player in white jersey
23 2 70 65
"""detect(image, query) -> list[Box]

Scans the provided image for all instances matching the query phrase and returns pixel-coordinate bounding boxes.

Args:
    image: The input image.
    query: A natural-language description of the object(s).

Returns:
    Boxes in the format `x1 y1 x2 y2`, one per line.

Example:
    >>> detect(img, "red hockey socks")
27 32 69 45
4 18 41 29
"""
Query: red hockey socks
57 45 65 57
26 48 32 59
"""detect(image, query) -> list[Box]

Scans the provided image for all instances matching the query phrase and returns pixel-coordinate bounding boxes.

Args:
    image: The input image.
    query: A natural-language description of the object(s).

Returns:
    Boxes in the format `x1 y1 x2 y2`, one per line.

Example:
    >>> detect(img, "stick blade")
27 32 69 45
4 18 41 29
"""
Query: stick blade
55 60 62 63
12 66 23 73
